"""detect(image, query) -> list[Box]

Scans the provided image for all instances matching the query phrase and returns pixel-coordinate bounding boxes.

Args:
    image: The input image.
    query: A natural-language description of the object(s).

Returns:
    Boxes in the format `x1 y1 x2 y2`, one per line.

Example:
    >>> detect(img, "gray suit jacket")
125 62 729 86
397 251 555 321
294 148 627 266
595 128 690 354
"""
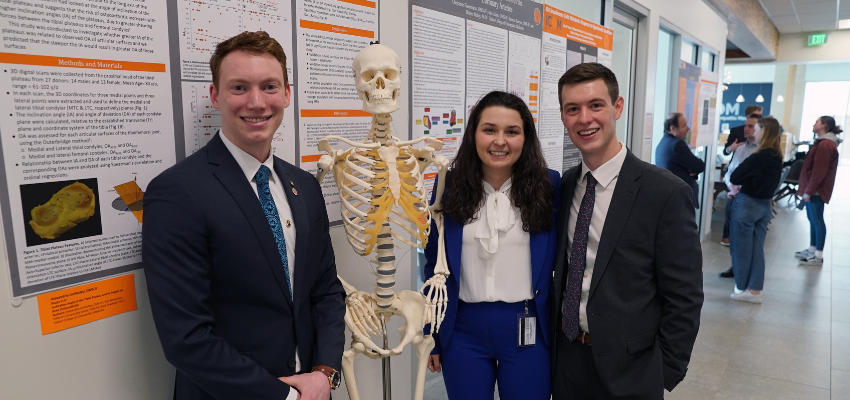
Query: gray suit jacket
551 150 703 397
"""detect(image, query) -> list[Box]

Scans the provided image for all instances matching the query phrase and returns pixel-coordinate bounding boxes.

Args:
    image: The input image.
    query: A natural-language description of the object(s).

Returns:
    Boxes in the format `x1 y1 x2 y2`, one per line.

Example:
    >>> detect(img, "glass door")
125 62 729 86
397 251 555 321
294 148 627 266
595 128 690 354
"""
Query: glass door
612 7 638 147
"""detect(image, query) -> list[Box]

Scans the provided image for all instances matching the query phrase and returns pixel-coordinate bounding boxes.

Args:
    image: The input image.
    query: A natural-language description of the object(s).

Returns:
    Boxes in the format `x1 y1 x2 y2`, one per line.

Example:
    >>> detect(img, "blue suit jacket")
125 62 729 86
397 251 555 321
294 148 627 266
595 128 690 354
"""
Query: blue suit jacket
143 133 345 400
424 169 561 353
655 133 705 208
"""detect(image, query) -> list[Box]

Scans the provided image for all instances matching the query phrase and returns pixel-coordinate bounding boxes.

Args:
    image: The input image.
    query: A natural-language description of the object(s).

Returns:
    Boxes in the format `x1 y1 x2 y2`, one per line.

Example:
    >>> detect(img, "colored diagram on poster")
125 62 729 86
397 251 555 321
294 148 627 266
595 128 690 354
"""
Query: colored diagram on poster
177 0 294 80
112 179 145 224
508 31 541 125
180 82 295 163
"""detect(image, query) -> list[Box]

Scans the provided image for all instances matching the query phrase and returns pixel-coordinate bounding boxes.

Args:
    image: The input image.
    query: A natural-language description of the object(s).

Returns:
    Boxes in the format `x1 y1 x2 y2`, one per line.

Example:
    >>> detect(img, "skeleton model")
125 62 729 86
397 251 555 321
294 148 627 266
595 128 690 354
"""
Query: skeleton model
314 44 450 400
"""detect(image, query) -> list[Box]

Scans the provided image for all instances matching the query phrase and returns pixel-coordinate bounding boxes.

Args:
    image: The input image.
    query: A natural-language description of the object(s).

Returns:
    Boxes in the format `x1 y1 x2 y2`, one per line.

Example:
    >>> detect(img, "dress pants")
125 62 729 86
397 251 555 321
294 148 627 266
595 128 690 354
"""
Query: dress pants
552 332 664 400
440 299 550 400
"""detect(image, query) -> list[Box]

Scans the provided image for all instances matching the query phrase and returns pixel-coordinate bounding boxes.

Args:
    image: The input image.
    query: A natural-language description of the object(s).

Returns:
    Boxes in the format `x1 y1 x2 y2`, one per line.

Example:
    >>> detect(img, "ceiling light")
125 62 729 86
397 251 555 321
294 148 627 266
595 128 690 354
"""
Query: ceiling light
755 94 765 103
736 94 745 103
839 19 850 30
777 95 785 102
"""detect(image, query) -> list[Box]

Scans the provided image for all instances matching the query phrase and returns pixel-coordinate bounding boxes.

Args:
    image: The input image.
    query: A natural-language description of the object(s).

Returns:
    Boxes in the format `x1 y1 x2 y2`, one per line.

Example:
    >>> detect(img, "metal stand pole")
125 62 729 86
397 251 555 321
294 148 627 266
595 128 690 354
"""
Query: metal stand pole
381 314 392 400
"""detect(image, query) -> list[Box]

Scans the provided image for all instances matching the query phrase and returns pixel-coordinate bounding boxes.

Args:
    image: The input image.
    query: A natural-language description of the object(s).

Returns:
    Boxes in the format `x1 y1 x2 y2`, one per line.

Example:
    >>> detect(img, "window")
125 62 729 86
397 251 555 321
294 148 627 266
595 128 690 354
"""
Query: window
701 49 716 72
680 39 698 65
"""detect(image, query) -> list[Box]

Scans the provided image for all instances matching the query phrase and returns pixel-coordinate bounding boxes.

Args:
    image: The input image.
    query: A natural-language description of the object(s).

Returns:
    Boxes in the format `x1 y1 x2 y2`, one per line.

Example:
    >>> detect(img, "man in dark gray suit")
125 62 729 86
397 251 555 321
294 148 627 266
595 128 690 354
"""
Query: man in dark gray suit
551 63 703 399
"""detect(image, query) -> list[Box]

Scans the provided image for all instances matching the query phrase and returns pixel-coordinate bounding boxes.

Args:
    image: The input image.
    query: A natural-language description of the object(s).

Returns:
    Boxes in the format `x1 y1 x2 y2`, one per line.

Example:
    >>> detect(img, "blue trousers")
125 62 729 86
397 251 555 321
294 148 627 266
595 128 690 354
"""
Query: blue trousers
441 300 551 400
806 195 826 250
731 193 772 291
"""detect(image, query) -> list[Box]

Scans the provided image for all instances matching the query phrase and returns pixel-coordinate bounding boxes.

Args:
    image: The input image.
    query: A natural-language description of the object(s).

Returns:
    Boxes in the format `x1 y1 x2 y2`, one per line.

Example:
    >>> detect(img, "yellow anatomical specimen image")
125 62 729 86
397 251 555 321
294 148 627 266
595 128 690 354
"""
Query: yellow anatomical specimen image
29 182 97 239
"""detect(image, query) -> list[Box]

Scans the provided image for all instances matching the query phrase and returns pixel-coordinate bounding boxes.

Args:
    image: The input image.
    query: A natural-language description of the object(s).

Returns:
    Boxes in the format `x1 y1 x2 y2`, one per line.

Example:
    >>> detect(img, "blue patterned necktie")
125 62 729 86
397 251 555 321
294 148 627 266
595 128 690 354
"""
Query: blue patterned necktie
562 172 597 341
255 165 292 300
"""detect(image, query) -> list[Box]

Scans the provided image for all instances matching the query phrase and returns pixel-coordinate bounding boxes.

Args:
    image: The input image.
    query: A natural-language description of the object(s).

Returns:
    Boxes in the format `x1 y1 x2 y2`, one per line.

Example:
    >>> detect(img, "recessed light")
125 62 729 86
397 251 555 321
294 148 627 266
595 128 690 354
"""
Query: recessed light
839 19 850 30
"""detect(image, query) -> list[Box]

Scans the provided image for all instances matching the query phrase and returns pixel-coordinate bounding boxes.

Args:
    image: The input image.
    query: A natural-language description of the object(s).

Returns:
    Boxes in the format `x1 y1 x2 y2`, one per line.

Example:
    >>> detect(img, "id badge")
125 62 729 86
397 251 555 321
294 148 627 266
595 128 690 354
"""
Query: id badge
517 300 537 347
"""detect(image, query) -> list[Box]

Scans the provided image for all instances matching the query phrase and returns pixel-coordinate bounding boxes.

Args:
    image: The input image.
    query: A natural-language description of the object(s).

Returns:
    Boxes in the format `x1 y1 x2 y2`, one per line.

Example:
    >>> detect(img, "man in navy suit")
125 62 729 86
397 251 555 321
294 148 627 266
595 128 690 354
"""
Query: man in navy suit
551 63 703 399
143 31 345 400
655 112 706 208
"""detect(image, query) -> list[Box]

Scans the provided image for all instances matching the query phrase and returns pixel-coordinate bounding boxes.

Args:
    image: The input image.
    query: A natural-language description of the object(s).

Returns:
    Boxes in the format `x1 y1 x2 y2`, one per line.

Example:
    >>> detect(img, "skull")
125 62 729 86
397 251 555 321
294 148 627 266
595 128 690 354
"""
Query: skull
352 44 401 114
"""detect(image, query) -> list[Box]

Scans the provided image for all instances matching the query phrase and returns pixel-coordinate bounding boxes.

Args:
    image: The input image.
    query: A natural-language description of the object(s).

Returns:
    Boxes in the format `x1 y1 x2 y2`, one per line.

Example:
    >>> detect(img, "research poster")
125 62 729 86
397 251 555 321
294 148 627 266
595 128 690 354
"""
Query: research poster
410 0 544 196
295 0 379 223
177 0 296 163
696 70 718 148
677 61 701 148
540 4 613 172
0 0 175 297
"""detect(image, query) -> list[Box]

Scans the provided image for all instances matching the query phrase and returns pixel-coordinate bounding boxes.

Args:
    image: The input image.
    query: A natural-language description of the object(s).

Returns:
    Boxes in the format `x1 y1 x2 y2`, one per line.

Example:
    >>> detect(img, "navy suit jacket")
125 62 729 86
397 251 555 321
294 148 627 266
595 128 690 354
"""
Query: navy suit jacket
551 151 703 397
424 169 561 353
143 133 345 400
655 133 705 208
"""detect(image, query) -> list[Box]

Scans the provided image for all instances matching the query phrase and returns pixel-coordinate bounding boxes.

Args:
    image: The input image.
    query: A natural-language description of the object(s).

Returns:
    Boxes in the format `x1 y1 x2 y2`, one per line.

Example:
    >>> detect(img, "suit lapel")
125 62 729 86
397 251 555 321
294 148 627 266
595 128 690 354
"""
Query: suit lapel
444 213 462 283
275 158 309 311
208 133 294 309
553 167 580 304
589 151 641 299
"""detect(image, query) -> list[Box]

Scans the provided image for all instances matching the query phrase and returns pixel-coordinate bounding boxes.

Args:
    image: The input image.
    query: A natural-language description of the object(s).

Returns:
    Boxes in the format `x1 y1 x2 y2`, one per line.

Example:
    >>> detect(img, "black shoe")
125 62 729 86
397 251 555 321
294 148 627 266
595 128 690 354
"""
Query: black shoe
719 267 734 278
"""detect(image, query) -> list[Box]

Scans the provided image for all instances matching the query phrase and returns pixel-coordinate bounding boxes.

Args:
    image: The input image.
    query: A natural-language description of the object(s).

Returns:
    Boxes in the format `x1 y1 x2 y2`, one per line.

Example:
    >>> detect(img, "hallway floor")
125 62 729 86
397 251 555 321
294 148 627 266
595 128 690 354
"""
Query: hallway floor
425 165 850 399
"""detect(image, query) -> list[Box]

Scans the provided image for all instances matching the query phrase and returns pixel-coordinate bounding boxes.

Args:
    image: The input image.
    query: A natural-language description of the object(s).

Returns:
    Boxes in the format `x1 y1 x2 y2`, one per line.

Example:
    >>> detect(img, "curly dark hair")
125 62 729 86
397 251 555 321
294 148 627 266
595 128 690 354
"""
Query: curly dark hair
441 91 553 232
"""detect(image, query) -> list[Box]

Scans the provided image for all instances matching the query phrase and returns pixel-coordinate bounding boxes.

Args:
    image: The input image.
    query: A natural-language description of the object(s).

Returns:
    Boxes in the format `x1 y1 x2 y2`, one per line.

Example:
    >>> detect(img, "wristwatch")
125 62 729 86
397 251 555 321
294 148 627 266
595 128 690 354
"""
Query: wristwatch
312 365 341 390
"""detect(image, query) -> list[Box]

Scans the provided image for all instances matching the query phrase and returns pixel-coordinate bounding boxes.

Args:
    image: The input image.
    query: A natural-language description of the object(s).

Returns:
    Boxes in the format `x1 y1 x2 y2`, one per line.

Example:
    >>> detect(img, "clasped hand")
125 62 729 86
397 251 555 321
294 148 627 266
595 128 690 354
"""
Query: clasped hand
279 371 330 400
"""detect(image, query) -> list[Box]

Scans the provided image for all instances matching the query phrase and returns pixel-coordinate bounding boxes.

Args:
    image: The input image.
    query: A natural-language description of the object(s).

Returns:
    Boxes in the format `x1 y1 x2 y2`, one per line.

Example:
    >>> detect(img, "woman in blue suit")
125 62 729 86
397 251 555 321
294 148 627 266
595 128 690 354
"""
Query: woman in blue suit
424 91 560 399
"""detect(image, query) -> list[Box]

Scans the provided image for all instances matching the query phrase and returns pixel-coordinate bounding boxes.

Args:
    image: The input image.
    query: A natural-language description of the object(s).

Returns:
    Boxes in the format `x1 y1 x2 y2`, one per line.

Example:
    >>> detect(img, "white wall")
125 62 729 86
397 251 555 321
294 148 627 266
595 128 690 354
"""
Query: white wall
725 64 777 83
804 62 850 82
776 30 850 64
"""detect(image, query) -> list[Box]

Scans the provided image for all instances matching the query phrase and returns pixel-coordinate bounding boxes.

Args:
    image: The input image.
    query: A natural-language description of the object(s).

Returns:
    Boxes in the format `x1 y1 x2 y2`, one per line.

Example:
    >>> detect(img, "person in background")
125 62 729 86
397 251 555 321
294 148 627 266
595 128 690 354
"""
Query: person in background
794 116 843 266
656 112 706 208
718 114 759 278
723 104 763 156
728 117 784 304
424 91 559 400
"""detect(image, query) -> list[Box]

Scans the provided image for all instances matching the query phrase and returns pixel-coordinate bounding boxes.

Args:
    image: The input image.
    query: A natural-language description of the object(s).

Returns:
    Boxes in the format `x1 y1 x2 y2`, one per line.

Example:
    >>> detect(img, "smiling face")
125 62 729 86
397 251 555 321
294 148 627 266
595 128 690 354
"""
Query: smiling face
671 115 689 140
560 79 624 170
474 106 525 183
211 50 290 161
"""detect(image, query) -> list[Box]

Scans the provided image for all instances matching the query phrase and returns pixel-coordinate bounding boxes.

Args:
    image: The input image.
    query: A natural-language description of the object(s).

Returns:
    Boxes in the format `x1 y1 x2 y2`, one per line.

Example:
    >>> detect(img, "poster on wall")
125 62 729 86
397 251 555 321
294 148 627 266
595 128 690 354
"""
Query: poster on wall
539 4 613 172
720 83 772 132
0 0 175 297
677 61 701 148
410 0 544 196
177 0 297 164
295 0 379 224
695 70 719 148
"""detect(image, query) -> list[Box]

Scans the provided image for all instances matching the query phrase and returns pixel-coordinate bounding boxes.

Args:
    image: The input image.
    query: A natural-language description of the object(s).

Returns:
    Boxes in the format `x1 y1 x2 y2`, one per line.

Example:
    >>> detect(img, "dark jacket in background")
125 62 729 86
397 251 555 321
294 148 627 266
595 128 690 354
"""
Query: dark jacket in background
798 133 841 203
730 148 783 199
655 133 706 208
724 124 747 155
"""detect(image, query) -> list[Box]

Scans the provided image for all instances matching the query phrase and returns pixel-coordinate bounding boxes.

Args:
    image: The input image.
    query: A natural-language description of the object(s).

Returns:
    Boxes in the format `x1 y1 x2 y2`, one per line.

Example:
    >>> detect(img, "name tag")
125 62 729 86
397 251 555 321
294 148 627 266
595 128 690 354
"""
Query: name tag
517 313 537 347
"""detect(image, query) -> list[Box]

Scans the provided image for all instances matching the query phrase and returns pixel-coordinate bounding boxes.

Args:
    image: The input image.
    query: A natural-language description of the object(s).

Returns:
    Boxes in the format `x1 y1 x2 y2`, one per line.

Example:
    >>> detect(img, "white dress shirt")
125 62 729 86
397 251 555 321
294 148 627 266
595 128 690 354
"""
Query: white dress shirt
723 139 758 189
220 132 301 395
459 178 534 303
567 142 627 333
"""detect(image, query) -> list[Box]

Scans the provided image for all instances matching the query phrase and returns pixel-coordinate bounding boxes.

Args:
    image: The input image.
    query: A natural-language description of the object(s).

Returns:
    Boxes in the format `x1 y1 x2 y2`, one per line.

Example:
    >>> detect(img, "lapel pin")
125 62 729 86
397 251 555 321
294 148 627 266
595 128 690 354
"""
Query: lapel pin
286 220 291 228
292 188 298 196
290 181 295 186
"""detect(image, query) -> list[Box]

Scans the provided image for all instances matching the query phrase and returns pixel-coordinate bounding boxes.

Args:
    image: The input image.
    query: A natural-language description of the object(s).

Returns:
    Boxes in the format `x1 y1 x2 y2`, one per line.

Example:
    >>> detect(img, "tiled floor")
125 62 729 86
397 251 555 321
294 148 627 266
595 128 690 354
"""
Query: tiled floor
425 166 850 399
